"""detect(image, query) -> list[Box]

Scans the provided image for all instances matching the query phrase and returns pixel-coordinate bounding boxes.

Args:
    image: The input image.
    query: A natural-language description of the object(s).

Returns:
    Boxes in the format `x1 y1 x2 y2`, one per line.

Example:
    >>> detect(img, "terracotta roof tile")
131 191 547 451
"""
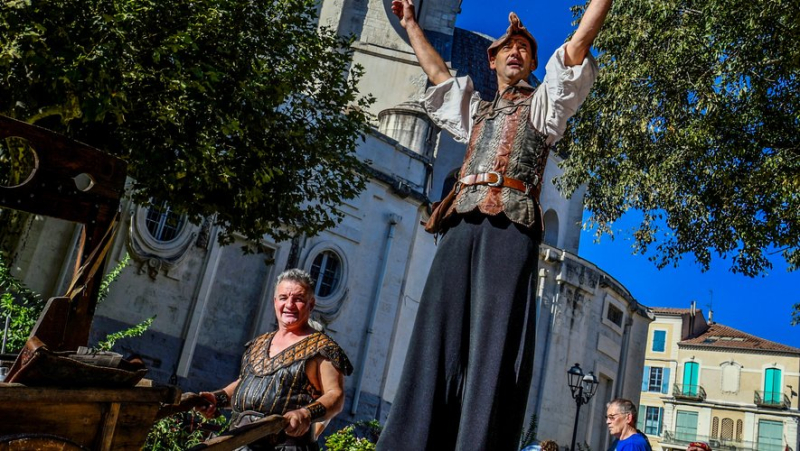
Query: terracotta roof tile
680 323 800 355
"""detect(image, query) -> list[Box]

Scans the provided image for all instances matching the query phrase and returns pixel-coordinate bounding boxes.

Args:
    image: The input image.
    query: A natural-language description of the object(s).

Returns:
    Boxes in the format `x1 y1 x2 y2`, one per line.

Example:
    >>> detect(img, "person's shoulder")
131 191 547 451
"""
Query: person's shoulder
313 332 354 376
244 331 275 349
617 433 649 450
628 432 651 450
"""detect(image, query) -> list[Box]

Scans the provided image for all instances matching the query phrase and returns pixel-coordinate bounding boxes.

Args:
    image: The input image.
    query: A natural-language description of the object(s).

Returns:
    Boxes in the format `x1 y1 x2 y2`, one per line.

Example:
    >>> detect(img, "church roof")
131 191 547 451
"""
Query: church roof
680 323 800 355
651 307 694 315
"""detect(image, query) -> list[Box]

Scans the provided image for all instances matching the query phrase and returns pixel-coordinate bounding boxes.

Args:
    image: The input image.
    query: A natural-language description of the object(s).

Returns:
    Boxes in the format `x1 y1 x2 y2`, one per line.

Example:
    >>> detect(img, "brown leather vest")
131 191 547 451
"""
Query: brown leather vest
451 81 549 230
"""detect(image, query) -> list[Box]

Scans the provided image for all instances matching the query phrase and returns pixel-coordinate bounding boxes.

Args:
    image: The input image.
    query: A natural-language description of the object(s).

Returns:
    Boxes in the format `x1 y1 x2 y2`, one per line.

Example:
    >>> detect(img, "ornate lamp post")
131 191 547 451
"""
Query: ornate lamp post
567 363 599 451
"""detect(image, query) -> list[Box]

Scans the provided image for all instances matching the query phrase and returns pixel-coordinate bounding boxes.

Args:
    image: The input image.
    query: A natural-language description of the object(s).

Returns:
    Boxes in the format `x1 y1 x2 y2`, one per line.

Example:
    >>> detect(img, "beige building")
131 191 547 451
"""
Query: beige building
640 306 800 451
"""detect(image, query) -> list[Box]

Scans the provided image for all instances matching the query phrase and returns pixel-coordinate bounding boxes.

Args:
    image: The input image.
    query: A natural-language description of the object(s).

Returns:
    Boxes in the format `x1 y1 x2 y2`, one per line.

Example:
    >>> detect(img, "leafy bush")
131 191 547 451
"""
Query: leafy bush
0 256 45 353
324 420 381 451
145 411 228 450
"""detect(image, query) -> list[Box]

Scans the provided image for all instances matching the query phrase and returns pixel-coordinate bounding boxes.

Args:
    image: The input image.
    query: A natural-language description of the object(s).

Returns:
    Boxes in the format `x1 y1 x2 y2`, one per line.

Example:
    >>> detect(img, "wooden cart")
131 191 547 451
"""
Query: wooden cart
0 116 285 450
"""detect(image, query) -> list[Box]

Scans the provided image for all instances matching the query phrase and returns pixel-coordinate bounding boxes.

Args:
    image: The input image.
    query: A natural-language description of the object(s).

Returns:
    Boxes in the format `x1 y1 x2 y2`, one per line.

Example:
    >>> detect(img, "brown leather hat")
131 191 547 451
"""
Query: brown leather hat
487 12 538 70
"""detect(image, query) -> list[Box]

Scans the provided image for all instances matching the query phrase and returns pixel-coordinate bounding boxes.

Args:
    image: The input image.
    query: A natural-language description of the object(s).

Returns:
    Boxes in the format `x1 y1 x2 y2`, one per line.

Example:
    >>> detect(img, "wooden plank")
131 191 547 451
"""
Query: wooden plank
0 402 103 447
0 386 179 451
110 403 164 451
98 402 120 451
0 385 181 404
189 415 287 451
0 114 127 223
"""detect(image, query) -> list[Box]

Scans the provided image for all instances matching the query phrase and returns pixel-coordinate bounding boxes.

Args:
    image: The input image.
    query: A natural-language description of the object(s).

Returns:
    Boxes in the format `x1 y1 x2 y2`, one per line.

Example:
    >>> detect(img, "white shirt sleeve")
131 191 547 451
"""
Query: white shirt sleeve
420 76 482 144
531 43 599 145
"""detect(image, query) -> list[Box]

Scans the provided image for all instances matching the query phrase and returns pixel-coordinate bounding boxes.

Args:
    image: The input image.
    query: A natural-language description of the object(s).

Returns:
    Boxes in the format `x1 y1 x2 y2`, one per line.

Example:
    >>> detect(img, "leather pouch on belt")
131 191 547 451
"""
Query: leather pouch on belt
422 184 458 234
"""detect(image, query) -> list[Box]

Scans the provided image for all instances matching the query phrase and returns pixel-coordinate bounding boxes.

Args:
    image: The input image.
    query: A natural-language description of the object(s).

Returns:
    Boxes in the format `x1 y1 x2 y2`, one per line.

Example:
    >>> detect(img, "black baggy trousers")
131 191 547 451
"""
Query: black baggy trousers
377 212 539 451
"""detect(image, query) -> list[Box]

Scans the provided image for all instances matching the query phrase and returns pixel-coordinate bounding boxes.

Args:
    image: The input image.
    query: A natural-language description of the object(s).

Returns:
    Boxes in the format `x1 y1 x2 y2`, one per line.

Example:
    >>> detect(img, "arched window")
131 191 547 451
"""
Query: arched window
145 200 185 242
736 419 743 442
543 209 559 247
712 417 719 439
721 418 734 440
310 250 342 298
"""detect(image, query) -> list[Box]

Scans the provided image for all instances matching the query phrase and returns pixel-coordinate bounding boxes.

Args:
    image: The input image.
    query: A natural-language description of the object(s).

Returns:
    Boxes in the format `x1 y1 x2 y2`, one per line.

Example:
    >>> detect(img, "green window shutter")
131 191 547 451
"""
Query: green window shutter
652 330 666 352
637 405 645 430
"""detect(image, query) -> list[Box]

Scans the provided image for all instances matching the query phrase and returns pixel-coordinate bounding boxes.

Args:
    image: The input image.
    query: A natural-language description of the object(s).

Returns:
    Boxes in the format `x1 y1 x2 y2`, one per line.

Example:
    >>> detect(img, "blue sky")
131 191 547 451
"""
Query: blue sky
454 0 800 348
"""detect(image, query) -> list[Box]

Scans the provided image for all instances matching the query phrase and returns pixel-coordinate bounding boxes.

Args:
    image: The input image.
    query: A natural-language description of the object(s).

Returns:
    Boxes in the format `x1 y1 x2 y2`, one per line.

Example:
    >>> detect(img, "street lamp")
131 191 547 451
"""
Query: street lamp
567 363 599 451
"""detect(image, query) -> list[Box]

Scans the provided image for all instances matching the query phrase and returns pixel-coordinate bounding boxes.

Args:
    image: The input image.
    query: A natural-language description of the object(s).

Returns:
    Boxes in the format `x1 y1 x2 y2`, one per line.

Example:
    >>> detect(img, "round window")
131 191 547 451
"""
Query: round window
310 250 342 298
144 200 185 243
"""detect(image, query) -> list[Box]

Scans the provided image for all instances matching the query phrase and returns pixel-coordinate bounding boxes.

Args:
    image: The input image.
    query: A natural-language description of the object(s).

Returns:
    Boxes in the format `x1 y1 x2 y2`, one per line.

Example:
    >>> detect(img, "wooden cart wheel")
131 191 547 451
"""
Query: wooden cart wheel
0 434 87 450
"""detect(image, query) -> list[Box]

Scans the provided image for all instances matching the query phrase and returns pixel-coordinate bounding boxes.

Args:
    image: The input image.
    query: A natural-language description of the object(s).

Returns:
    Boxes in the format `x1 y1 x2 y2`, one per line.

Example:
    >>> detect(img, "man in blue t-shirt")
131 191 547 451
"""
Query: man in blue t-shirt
605 399 653 451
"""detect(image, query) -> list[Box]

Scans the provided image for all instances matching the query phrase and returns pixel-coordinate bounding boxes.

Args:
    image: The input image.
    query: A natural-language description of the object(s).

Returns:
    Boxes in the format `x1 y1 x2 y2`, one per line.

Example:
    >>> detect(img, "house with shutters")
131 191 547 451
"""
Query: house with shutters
640 304 800 451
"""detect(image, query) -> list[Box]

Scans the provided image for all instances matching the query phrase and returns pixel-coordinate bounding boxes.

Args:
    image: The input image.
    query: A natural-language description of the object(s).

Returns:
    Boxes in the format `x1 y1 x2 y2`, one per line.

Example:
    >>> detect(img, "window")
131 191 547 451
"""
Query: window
683 361 700 396
757 420 783 451
712 417 719 439
675 411 698 442
644 406 663 436
310 250 342 298
764 367 782 404
607 303 623 327
543 209 559 247
145 200 185 242
736 420 743 442
652 330 666 352
648 367 663 392
641 366 670 393
721 418 734 441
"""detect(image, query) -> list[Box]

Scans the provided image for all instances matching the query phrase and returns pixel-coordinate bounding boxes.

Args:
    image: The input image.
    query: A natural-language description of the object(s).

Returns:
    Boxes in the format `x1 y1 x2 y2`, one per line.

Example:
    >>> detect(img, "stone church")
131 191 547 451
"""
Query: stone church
7 0 654 447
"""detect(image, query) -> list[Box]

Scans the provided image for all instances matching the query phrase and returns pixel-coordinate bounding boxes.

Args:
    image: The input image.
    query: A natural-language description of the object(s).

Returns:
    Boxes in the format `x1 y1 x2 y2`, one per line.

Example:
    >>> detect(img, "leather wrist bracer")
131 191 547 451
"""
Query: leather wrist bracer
212 389 229 408
303 401 326 421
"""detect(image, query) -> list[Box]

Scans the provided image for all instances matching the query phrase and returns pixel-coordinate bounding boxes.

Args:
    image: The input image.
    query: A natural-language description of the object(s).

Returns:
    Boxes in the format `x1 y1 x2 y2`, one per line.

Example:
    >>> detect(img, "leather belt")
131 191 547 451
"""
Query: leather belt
459 171 539 197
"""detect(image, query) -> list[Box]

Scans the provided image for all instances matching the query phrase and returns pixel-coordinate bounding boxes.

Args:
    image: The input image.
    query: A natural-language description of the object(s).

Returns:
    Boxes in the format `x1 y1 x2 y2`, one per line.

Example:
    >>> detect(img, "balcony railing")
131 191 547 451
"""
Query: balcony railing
754 390 790 409
673 383 707 401
662 431 760 451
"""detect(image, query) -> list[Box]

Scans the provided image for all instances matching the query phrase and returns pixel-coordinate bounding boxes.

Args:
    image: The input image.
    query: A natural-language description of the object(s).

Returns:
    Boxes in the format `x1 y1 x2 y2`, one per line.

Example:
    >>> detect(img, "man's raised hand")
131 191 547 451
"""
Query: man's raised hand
391 0 416 28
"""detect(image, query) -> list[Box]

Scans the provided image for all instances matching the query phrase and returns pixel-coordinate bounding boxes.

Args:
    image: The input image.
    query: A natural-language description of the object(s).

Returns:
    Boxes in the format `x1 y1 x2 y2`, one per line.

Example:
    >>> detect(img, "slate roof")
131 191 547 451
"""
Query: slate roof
680 322 800 355
651 307 694 315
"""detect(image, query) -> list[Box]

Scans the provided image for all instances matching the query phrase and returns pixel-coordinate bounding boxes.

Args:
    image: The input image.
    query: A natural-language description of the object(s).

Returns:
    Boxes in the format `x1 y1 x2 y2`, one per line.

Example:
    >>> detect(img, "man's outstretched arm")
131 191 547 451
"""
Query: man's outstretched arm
564 0 613 65
392 0 452 85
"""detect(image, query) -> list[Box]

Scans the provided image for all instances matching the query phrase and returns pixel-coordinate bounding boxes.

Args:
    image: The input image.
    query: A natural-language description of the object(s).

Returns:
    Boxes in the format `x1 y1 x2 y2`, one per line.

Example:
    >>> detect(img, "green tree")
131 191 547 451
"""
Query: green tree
0 0 373 246
560 0 799 277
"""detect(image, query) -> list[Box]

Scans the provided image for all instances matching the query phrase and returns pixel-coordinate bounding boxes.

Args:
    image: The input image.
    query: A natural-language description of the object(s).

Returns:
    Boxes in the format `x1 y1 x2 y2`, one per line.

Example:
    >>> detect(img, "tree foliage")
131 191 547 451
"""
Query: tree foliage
0 0 373 245
560 0 799 276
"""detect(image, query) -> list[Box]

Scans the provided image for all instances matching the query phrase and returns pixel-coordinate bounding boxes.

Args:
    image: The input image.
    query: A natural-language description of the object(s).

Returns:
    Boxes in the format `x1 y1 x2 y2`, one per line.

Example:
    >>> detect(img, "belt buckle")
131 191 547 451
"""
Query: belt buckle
487 171 504 187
